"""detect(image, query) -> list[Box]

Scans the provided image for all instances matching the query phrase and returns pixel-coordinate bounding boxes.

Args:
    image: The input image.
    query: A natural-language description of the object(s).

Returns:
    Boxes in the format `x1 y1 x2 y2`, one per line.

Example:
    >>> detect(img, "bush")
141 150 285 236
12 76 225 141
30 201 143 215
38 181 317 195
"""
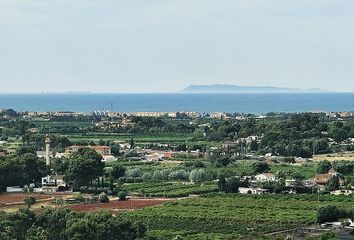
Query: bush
73 194 86 203
118 191 127 201
125 168 142 178
189 169 215 182
24 196 36 208
142 173 152 181
316 205 349 223
98 192 109 203
168 170 189 181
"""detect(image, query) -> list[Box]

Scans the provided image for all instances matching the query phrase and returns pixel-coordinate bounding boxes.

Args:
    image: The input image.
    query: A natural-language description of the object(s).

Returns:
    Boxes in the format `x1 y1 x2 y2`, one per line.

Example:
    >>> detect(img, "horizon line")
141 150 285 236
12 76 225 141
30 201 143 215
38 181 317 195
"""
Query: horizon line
0 91 353 94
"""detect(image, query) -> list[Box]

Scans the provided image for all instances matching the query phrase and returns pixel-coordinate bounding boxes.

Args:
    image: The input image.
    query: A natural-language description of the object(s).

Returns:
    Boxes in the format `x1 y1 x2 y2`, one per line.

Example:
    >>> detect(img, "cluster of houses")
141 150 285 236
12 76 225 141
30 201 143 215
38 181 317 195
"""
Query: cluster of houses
238 167 350 195
17 110 268 121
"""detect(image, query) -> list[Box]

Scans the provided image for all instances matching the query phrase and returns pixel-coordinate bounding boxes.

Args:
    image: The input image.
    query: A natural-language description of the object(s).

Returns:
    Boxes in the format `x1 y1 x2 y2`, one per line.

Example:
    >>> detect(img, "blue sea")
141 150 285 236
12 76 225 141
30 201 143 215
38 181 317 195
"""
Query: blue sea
0 93 353 114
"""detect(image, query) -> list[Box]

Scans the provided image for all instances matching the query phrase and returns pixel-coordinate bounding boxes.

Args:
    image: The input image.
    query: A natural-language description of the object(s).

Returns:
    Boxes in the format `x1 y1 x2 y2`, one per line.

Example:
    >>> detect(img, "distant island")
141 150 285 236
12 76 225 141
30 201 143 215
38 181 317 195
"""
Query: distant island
181 84 325 93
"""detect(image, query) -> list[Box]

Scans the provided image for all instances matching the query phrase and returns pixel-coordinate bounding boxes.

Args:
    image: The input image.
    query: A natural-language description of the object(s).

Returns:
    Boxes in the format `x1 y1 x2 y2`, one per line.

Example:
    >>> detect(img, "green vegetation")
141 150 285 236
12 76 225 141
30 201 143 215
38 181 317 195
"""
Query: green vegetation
3 110 354 239
121 182 218 198
0 209 145 240
124 194 354 239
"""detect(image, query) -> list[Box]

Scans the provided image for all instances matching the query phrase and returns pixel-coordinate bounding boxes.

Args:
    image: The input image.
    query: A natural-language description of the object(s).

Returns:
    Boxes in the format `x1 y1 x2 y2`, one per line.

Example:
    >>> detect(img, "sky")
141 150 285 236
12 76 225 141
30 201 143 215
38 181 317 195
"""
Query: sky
0 0 353 93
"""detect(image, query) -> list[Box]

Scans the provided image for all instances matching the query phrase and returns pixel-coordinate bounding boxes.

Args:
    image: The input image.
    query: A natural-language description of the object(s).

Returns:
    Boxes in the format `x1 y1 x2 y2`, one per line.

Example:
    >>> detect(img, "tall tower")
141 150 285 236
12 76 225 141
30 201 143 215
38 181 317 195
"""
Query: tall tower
45 135 51 166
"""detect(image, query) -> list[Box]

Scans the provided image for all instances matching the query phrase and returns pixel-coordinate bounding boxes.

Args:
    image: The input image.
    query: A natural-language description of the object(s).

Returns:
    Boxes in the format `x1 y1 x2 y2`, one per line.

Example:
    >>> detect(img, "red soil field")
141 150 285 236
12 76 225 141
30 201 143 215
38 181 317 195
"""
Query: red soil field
0 193 70 205
68 199 169 212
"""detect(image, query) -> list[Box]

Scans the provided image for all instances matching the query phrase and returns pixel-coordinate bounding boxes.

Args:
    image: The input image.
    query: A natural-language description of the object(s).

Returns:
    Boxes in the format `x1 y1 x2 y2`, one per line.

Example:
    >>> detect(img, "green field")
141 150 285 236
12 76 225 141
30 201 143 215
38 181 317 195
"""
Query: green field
122 194 354 239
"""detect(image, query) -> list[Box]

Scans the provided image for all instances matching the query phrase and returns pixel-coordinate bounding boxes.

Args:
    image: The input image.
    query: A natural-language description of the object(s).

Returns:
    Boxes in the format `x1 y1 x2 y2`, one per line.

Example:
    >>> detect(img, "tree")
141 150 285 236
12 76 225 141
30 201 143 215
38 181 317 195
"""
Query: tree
317 160 332 174
212 157 231 167
0 150 48 191
65 148 104 188
26 226 49 240
189 169 215 182
125 168 142 178
326 176 340 191
111 164 126 180
218 176 226 192
24 196 36 208
317 205 342 223
118 191 127 201
252 162 270 174
225 176 240 193
51 158 68 175
332 129 347 143
292 171 305 192
130 138 135 149
31 209 146 240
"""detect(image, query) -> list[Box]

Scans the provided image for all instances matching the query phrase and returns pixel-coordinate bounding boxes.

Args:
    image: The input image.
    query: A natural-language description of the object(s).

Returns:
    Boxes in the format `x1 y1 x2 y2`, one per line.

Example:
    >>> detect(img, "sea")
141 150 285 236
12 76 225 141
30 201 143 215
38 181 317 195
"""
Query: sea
0 93 353 114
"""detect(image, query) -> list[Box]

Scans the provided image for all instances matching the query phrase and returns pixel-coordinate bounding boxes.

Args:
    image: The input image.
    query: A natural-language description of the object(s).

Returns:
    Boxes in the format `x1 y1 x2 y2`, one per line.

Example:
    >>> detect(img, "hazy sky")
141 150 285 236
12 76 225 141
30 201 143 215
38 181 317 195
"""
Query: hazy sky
0 0 353 93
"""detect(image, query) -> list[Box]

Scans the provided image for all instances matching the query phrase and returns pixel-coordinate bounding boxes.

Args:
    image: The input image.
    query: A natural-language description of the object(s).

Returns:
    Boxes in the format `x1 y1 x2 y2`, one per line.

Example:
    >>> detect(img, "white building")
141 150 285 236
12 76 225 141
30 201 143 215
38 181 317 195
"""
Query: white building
145 153 164 162
239 187 269 195
255 173 276 182
102 155 117 162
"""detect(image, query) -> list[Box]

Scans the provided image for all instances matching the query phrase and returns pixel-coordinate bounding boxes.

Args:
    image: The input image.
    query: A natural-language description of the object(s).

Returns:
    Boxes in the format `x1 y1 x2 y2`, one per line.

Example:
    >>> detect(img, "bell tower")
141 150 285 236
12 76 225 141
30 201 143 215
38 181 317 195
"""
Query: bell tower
45 135 51 166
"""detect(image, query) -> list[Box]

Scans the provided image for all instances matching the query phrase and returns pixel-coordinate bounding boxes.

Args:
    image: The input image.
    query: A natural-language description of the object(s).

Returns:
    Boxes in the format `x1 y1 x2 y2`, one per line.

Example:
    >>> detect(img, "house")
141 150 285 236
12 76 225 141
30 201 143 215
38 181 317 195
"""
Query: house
163 152 175 159
320 219 354 229
118 142 131 150
210 112 228 119
285 179 316 188
37 151 54 159
255 173 276 182
102 155 117 162
314 168 339 185
41 175 66 193
285 179 296 187
65 145 111 157
239 187 269 195
330 189 353 196
303 179 317 188
55 152 66 158
145 153 164 162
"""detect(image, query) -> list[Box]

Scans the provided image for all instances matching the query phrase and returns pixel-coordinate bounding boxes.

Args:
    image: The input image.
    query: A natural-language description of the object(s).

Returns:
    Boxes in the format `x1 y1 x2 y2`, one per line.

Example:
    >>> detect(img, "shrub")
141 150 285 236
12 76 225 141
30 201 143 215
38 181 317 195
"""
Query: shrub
118 191 127 201
142 173 152 181
125 168 142 178
24 196 36 208
190 169 215 182
316 205 348 223
168 170 189 181
98 192 109 203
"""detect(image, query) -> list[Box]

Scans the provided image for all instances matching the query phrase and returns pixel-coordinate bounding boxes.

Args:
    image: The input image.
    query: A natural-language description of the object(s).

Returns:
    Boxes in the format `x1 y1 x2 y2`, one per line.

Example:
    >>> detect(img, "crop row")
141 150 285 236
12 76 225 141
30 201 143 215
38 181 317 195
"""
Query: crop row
121 194 354 239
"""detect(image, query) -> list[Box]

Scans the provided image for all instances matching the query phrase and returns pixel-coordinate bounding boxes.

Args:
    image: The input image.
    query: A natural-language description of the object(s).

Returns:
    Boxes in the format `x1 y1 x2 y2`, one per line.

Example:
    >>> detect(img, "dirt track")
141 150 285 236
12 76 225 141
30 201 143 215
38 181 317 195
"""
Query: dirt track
0 193 72 206
68 198 170 212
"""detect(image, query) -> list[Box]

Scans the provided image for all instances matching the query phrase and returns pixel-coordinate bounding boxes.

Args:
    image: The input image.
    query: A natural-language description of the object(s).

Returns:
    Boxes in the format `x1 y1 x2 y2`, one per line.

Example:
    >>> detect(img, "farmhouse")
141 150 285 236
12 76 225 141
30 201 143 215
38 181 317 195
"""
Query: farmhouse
145 152 164 162
255 173 276 182
65 145 111 157
102 155 117 162
239 187 269 195
330 190 353 196
41 175 66 193
314 168 339 185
